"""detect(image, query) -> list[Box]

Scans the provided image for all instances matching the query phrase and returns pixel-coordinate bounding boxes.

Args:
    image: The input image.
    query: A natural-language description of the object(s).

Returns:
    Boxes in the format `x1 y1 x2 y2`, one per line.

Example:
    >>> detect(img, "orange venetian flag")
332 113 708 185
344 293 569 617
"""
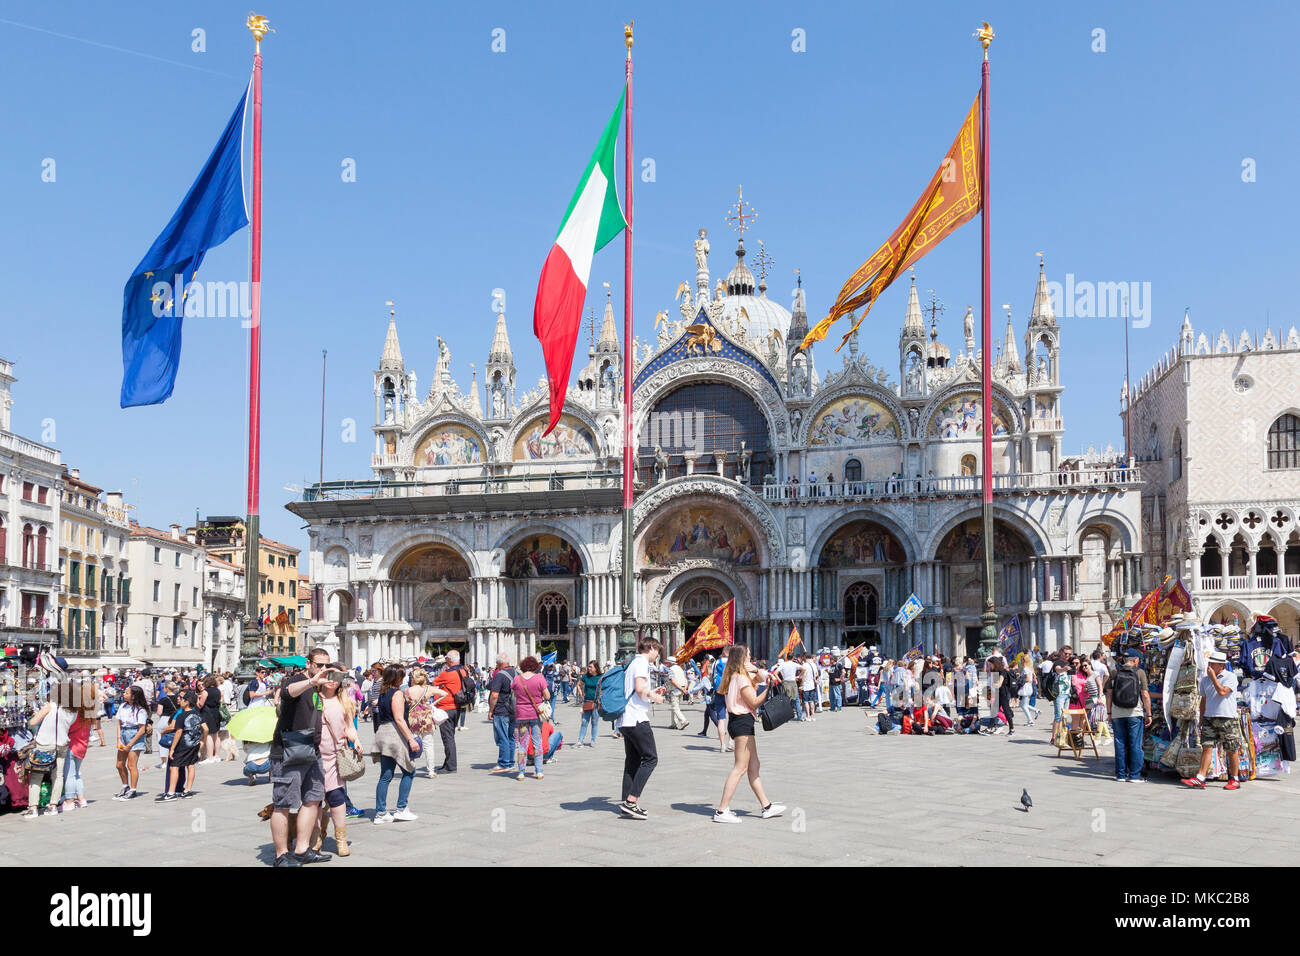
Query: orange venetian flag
676 599 736 661
1102 576 1170 646
802 95 982 352
778 625 802 661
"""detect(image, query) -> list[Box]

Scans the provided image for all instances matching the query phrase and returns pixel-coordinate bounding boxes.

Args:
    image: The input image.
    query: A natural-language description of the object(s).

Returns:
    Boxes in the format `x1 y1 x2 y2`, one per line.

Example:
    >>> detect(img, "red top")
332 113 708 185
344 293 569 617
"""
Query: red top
68 714 92 759
432 667 463 711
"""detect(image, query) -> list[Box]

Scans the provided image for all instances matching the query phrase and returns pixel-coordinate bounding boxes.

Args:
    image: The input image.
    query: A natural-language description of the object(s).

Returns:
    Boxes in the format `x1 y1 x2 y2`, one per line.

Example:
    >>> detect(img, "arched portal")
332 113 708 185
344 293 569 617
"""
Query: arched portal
934 518 1033 659
638 381 772 484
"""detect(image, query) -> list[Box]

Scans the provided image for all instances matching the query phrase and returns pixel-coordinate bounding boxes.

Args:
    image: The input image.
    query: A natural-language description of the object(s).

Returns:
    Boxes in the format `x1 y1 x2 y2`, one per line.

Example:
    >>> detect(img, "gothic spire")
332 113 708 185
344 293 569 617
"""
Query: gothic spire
489 311 513 365
597 289 620 354
1029 259 1056 327
903 272 924 334
379 302 403 370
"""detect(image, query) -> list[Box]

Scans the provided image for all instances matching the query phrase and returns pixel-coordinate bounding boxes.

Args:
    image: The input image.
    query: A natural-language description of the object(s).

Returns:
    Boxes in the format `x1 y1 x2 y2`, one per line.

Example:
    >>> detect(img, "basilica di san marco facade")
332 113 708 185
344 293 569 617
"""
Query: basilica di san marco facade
290 219 1145 669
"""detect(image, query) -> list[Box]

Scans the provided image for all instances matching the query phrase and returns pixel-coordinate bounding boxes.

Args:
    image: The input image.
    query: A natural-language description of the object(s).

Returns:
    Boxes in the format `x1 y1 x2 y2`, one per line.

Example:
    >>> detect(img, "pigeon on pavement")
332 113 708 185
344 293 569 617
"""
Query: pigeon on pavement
1020 789 1032 812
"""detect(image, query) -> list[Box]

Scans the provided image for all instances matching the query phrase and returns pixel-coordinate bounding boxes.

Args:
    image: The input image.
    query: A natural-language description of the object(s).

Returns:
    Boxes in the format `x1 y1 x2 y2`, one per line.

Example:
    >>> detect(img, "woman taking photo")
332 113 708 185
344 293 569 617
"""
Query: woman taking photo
313 668 362 856
372 665 420 824
511 656 551 780
112 685 150 800
713 646 785 824
577 660 601 747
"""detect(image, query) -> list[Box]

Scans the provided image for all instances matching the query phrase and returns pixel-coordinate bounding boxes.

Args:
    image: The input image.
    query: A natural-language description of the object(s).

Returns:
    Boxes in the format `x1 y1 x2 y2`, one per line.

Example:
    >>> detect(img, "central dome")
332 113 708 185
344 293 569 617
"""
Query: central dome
721 293 791 345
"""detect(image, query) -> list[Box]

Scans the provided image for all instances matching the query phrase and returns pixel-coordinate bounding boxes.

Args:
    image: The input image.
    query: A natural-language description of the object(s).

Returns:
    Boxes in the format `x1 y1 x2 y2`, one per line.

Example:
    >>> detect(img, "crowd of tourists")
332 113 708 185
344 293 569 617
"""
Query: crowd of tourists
6 620 1288 865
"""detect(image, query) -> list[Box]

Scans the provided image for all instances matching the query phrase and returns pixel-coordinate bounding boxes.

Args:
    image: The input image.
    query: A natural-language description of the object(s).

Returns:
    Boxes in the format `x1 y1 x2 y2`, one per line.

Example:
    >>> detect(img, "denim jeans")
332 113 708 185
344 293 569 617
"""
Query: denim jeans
515 718 544 774
829 683 843 711
492 714 516 768
62 752 85 800
872 681 890 707
857 680 871 706
1113 715 1145 781
579 708 599 744
558 680 571 703
375 755 413 814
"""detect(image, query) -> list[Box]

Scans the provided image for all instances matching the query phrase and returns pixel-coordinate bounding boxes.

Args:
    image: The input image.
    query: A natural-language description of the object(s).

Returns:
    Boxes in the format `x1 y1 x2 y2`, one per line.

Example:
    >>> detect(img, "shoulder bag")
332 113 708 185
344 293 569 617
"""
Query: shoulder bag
22 708 59 774
519 674 552 722
326 716 365 782
759 680 795 732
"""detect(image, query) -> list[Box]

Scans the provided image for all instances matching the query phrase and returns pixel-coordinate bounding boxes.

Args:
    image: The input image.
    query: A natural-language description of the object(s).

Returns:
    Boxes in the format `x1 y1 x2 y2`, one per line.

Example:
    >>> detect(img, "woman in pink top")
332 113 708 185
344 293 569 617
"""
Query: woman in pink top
314 671 361 856
713 645 785 824
511 656 551 781
61 681 103 811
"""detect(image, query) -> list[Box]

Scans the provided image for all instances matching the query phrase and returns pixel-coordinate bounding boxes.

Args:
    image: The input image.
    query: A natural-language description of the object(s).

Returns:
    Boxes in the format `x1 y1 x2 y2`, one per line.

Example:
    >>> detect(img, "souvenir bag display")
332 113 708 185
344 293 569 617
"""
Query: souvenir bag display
1168 659 1200 722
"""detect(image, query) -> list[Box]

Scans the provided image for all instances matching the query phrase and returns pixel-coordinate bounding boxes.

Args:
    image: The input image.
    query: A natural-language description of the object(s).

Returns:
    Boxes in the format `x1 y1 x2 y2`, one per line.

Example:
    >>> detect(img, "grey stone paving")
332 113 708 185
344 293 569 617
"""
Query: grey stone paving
3 698 1295 866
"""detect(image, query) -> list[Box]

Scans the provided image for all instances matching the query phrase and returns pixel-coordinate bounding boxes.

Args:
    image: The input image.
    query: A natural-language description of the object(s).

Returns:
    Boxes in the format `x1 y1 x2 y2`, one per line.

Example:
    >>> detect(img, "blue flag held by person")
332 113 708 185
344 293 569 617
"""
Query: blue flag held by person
120 87 250 407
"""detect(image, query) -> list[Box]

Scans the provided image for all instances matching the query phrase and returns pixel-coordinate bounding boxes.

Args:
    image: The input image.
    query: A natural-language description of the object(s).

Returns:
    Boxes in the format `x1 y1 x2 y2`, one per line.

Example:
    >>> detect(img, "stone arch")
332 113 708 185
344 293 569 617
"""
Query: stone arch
634 488 768 573
808 509 919 567
626 476 783 568
631 357 789 451
803 385 905 446
377 532 479 581
490 521 594 577
651 566 750 623
325 587 354 627
506 402 604 461
922 384 1023 439
1267 598 1300 638
1073 511 1140 555
921 504 1050 562
1205 599 1251 625
402 412 491 466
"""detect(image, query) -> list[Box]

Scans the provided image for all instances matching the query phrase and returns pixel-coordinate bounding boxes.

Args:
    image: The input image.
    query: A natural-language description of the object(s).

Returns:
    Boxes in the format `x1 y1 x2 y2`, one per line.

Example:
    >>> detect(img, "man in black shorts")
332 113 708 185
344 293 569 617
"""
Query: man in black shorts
270 647 334 867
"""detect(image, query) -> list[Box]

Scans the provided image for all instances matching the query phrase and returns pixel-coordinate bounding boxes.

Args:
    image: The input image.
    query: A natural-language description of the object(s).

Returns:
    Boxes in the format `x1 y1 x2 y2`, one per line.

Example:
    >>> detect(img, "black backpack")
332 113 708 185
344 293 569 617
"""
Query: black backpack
1040 669 1059 700
240 682 252 707
1004 668 1024 696
1111 668 1141 709
875 712 894 735
452 666 477 708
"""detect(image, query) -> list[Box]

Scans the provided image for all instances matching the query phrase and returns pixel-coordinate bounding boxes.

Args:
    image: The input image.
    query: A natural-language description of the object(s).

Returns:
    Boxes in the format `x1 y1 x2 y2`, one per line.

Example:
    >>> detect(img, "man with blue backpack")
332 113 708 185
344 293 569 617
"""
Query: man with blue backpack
599 637 667 819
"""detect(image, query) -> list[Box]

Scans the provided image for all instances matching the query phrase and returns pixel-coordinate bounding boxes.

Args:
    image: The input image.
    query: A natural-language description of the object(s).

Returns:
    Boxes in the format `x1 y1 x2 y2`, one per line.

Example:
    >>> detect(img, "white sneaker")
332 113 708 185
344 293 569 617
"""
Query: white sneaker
390 809 418 822
373 812 394 825
712 808 742 824
21 809 40 820
761 803 786 819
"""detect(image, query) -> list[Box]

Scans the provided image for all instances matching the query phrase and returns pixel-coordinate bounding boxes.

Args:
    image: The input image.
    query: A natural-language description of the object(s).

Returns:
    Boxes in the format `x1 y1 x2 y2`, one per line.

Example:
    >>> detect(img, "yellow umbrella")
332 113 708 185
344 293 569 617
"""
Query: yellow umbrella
225 706 278 743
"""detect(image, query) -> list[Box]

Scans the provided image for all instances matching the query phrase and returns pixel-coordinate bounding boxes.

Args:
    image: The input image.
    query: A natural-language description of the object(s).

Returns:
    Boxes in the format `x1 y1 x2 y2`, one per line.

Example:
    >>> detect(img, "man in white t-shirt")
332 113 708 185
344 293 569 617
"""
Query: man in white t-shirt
619 638 667 819
776 657 802 720
799 654 818 721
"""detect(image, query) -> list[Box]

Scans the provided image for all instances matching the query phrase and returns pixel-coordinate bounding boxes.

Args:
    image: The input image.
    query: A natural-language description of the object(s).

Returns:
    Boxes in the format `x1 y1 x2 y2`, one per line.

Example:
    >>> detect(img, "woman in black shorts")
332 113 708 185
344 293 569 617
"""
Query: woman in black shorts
712 645 786 824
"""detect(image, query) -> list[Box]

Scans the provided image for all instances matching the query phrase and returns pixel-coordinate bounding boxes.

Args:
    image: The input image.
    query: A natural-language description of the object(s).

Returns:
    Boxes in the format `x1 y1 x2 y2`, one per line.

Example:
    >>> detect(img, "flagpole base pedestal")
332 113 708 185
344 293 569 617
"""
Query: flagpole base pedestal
236 623 263 681
617 613 637 665
978 609 999 660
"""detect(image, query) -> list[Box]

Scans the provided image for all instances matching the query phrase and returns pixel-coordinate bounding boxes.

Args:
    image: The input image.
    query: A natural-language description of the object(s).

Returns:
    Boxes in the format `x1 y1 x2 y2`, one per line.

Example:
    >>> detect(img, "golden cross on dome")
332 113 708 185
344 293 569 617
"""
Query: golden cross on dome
724 185 757 236
754 238 769 286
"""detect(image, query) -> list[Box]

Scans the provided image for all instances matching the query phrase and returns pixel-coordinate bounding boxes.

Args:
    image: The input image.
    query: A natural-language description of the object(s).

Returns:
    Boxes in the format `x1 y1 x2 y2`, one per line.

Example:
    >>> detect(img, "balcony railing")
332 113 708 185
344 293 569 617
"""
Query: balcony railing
303 470 621 502
0 431 60 465
1201 573 1300 593
762 468 1142 503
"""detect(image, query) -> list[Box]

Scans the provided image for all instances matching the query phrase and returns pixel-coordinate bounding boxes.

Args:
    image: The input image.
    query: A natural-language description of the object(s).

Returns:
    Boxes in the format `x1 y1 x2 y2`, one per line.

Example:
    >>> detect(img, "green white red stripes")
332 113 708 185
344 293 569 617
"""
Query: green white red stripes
533 88 627 435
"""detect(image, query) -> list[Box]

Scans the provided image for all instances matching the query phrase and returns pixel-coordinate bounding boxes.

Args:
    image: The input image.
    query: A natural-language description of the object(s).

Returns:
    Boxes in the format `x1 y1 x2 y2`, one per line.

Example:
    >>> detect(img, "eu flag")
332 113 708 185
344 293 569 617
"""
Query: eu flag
120 88 250 407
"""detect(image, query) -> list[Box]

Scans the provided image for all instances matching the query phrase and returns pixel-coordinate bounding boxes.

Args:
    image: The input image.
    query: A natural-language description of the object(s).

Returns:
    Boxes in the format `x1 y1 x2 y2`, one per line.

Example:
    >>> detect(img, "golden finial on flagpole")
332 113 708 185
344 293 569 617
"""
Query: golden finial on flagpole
247 13 273 51
973 21 994 59
624 20 634 57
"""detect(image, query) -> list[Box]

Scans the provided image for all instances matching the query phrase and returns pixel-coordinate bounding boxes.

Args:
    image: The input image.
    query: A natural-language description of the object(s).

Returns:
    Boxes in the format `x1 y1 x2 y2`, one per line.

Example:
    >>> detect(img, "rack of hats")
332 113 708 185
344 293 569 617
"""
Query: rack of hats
1115 613 1292 780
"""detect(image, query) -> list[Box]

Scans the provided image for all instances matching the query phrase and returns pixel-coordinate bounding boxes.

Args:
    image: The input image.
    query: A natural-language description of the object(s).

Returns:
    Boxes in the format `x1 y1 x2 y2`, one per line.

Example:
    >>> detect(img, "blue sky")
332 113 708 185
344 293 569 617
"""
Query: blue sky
2 0 1296 549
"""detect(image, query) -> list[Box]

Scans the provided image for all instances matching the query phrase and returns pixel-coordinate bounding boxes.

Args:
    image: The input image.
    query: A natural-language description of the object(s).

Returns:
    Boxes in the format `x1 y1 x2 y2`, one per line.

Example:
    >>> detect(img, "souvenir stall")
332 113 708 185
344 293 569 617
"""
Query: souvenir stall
0 646 39 813
1119 614 1292 781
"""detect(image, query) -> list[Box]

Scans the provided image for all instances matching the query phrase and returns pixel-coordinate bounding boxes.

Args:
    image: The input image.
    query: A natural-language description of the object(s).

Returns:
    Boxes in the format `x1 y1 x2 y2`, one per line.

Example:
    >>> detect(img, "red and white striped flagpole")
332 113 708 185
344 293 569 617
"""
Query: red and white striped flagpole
618 21 637 660
977 22 997 654
243 14 270 655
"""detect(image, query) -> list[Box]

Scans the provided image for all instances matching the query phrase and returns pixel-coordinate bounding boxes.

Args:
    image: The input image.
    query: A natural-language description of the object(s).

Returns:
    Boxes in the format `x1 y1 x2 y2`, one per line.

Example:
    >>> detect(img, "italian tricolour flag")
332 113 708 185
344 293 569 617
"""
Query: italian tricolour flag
533 88 627 435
